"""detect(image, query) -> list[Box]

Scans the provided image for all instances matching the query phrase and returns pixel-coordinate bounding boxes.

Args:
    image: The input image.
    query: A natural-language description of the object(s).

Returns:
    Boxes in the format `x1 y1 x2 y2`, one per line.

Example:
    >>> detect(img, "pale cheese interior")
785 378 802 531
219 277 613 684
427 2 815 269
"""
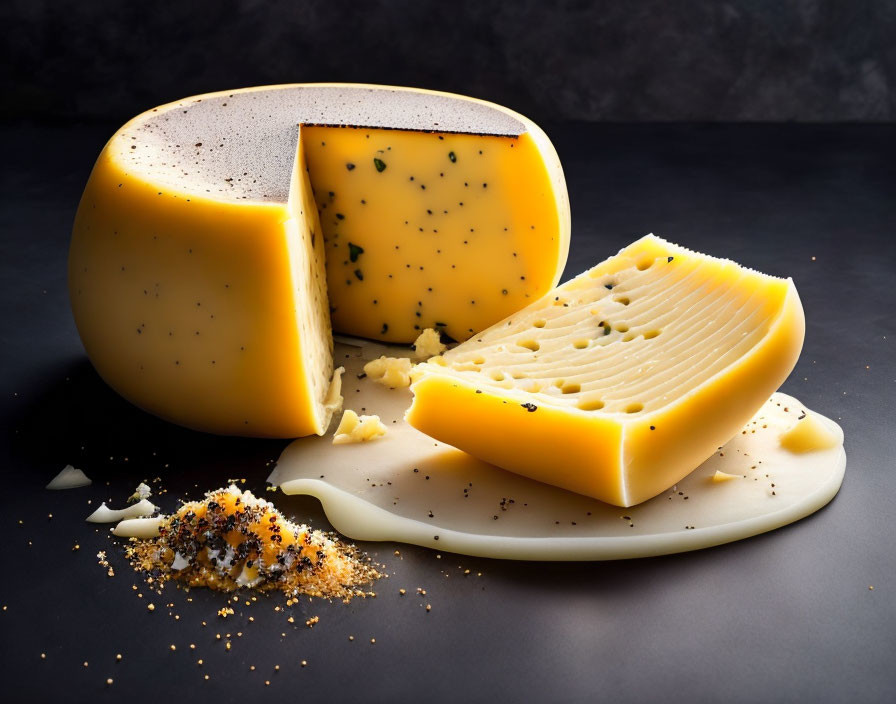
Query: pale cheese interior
430 235 788 416
285 134 335 432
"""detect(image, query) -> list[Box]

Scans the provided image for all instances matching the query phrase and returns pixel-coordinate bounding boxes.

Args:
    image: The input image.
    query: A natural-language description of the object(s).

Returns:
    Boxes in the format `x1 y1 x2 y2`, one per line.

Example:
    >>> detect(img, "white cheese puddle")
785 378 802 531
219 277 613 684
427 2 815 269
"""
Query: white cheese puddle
269 339 846 560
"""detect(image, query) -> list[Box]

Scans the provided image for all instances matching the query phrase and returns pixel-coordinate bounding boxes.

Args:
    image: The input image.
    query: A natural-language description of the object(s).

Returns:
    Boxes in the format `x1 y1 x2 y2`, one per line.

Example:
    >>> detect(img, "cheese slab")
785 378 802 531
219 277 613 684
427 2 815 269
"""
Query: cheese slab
69 84 569 437
407 235 805 506
269 340 845 561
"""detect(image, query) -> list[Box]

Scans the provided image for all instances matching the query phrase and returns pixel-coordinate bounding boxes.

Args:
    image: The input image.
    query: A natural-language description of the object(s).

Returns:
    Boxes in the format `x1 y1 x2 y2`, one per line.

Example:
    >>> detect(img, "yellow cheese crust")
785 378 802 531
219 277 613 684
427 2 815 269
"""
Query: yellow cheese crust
406 235 805 507
70 149 331 437
69 84 570 437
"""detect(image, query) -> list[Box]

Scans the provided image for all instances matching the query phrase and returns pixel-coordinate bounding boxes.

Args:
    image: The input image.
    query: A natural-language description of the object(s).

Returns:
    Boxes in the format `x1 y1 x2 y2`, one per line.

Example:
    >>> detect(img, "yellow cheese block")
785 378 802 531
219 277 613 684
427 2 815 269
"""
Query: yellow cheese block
406 235 805 507
69 84 569 437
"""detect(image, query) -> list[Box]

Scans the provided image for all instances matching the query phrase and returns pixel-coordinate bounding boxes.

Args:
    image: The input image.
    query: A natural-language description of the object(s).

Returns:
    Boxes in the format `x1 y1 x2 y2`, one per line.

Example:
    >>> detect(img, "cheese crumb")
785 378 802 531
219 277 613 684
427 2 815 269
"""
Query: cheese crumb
363 356 413 388
779 413 839 453
711 470 743 483
128 482 152 503
413 328 447 360
333 410 387 445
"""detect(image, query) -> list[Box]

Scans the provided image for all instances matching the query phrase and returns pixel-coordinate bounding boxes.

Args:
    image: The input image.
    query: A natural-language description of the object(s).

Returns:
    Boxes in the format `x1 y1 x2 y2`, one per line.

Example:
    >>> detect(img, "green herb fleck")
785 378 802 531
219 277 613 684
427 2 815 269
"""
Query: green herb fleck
373 158 387 172
354 269 364 281
521 403 537 412
348 243 364 262
346 162 356 171
448 151 457 163
381 323 389 335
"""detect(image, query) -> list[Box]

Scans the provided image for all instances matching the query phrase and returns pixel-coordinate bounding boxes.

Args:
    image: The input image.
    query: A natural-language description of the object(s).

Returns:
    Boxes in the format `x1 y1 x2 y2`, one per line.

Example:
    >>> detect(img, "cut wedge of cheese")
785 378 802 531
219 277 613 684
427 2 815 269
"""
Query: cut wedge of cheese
69 84 569 437
406 235 805 507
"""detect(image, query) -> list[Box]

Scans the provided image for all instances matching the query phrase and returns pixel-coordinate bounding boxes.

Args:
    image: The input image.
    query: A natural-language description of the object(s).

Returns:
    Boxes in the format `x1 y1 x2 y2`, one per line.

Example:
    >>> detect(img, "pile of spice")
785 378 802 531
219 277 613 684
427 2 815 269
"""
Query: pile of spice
123 485 380 601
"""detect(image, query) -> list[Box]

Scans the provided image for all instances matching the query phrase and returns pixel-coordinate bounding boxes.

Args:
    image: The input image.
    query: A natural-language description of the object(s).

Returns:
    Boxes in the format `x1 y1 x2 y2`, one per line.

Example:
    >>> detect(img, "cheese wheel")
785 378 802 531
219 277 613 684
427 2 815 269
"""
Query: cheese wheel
69 84 570 437
406 235 805 507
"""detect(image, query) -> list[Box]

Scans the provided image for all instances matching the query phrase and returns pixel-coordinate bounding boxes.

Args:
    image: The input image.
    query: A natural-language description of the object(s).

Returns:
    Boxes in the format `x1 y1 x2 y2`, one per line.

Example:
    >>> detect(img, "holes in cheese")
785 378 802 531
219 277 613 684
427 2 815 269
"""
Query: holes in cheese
406 234 805 507
68 84 569 438
576 398 605 411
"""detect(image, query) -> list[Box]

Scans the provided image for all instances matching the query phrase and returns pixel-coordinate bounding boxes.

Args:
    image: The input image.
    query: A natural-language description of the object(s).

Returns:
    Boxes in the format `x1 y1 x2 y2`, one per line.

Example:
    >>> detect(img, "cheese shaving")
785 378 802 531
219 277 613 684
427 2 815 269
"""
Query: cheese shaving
86 499 157 523
46 465 92 490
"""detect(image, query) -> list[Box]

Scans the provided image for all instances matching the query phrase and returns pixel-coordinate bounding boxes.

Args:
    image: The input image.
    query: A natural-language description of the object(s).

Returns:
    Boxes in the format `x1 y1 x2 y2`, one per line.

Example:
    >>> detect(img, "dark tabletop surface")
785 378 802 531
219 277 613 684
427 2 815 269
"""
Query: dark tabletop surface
1 122 894 703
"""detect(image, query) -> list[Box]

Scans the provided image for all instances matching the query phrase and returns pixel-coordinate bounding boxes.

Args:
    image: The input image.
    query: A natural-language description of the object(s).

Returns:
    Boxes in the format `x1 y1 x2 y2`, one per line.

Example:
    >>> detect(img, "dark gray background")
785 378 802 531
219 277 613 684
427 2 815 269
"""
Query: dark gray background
2 120 894 704
3 0 895 124
2 2 895 702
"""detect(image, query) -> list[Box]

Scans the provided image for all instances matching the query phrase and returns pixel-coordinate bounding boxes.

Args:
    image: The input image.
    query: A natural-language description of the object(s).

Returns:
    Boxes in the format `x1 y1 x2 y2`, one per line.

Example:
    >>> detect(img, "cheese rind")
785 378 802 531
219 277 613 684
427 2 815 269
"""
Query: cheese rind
406 235 805 507
70 146 332 437
69 84 569 438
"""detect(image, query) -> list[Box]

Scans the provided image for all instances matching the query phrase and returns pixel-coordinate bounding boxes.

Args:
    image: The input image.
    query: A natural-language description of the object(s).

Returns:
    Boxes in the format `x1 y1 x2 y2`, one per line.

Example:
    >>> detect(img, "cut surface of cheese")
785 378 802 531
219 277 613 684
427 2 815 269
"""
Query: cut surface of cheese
69 84 569 437
406 235 805 507
269 340 845 561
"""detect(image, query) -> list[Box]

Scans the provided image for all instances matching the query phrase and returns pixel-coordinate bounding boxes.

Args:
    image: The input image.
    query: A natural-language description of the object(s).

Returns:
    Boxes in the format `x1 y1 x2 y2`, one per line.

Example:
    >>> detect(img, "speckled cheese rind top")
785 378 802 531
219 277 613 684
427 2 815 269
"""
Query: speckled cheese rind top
112 85 527 203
